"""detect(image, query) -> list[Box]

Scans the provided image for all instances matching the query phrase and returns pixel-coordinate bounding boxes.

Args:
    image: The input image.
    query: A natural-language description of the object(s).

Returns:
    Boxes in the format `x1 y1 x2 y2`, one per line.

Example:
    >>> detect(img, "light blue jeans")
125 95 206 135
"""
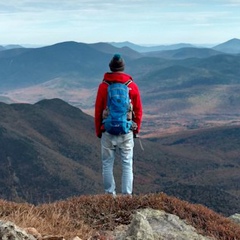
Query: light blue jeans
101 131 134 195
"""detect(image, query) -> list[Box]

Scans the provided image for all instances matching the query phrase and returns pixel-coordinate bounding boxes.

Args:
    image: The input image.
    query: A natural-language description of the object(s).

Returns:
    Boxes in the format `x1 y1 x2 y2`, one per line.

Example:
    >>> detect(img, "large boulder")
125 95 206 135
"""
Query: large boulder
115 208 214 240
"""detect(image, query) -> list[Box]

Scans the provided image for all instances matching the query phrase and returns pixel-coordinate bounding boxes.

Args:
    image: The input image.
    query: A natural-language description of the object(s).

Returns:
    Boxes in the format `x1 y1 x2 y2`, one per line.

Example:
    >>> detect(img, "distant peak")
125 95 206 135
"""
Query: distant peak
227 38 240 43
36 98 66 105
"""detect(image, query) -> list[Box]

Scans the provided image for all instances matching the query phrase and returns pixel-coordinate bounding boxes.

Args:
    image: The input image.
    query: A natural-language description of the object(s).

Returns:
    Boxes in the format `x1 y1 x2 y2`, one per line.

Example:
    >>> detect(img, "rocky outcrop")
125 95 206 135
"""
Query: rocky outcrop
4 208 234 240
0 220 36 240
112 208 215 240
229 213 240 224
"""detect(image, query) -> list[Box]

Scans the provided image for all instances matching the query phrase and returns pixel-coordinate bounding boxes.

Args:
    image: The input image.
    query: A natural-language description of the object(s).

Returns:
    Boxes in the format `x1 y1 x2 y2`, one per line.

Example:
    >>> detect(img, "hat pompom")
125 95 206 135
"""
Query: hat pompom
109 54 125 72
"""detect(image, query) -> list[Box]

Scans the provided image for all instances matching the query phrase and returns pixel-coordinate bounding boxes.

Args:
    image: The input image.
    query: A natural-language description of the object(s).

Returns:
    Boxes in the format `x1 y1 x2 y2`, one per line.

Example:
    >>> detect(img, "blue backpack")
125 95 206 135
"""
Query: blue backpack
103 80 133 135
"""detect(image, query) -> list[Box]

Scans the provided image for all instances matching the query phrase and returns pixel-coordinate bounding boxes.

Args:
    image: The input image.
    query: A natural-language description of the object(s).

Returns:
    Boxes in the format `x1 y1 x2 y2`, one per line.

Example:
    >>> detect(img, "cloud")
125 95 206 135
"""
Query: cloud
0 0 239 45
227 0 240 5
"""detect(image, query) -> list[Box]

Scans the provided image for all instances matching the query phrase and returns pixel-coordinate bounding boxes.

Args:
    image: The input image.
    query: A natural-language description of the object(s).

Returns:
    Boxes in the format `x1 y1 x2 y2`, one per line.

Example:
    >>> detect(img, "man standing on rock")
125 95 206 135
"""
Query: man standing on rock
95 53 143 196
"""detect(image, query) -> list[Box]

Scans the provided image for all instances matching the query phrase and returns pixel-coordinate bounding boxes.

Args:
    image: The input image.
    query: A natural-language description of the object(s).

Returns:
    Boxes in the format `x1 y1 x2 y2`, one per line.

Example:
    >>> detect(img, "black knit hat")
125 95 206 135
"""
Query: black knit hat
109 54 125 72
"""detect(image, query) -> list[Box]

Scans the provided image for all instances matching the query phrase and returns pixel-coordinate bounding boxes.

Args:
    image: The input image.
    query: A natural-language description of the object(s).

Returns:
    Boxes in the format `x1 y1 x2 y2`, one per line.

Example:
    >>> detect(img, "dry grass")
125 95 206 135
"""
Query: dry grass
0 193 240 240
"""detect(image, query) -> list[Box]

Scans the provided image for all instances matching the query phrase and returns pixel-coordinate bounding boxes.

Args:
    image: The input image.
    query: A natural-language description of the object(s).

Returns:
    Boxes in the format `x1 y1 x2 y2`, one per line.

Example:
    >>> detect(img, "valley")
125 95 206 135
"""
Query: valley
0 98 239 216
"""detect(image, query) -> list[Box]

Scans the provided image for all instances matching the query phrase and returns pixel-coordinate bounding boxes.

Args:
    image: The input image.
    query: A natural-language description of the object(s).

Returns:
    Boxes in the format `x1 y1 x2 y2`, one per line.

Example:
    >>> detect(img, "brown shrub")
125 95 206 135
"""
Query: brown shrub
0 193 239 240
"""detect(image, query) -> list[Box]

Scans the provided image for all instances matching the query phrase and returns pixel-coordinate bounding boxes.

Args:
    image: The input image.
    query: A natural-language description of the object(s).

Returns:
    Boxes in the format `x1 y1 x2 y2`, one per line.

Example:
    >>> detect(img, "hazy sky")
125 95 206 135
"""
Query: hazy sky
0 0 240 46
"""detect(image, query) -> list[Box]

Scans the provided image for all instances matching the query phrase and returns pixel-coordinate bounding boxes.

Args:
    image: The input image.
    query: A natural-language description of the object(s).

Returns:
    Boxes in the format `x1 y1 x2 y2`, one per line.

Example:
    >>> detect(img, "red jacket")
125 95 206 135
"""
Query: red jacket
95 72 143 138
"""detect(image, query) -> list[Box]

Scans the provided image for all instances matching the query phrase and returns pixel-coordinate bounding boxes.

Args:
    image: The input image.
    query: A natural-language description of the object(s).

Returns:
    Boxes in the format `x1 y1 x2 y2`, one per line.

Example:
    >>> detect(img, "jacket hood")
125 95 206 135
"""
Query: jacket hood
103 72 133 84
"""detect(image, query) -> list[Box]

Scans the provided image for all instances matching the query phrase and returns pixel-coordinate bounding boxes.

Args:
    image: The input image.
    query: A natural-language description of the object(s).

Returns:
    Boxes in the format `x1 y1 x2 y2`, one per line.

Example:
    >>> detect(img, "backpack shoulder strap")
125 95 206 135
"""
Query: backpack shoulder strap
103 80 111 85
124 79 132 86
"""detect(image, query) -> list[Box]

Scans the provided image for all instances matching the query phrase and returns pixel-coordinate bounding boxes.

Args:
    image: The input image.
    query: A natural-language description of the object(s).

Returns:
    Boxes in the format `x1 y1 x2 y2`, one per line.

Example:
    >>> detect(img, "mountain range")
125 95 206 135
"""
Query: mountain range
0 99 239 217
1 38 240 136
